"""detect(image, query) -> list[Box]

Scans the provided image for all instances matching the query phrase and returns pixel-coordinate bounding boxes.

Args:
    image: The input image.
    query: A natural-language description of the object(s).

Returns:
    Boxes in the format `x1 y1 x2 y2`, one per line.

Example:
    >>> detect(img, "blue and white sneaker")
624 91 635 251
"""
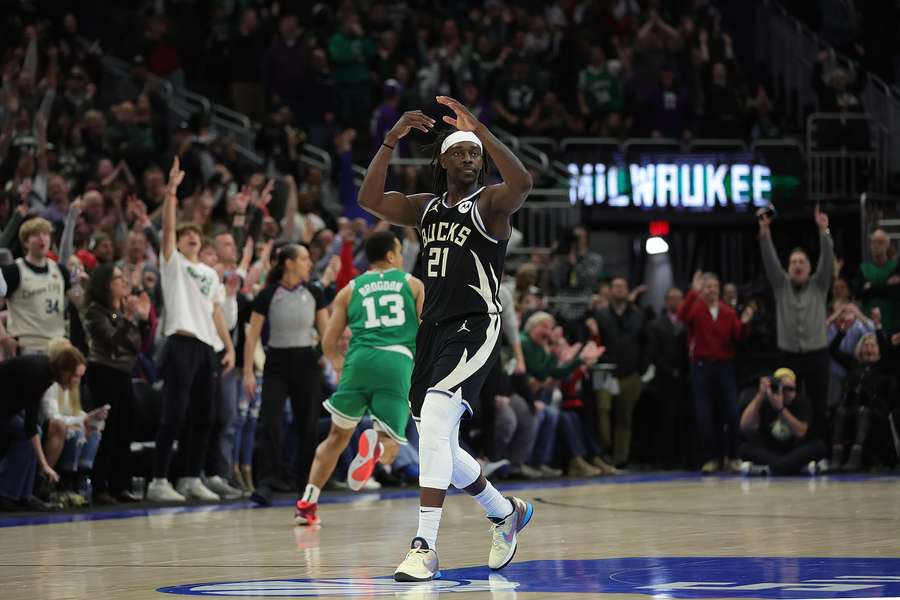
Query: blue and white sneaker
488 496 534 570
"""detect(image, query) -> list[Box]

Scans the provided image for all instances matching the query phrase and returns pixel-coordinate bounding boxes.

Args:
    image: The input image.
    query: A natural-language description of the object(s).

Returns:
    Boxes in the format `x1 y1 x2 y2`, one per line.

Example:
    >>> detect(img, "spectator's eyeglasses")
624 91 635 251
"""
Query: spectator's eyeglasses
781 386 797 393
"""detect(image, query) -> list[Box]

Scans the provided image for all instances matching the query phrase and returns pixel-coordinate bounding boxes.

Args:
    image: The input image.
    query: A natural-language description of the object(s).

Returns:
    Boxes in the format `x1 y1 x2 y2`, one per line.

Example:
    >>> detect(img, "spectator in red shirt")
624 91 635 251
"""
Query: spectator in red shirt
678 271 755 473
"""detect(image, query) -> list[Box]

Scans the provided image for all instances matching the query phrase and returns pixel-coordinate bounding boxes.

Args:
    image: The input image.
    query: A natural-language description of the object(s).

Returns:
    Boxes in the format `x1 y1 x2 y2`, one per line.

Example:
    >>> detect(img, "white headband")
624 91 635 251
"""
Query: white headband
441 131 483 155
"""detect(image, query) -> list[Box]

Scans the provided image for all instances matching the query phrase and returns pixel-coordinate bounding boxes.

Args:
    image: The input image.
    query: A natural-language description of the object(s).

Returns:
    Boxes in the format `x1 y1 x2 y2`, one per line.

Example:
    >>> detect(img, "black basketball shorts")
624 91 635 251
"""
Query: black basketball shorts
408 313 502 421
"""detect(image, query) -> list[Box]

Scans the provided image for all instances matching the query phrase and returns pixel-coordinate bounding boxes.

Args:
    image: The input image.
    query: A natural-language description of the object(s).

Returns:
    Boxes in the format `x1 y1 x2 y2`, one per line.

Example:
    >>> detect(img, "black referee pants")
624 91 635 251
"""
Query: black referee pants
255 347 321 493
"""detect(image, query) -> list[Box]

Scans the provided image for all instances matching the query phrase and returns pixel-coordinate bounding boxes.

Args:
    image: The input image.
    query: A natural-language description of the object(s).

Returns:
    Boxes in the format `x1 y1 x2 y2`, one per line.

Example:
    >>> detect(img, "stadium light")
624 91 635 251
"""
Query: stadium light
645 236 669 255
646 220 670 254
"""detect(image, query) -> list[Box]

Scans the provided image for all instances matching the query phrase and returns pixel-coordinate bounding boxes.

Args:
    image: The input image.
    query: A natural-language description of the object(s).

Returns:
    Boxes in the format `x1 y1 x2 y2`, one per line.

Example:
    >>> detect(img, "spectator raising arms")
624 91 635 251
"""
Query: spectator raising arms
147 158 235 504
758 205 833 444
679 271 754 473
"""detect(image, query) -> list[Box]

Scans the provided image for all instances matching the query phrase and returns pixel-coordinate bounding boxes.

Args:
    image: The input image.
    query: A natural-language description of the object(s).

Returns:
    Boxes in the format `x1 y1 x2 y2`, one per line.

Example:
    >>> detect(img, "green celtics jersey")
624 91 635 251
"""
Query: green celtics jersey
346 268 418 357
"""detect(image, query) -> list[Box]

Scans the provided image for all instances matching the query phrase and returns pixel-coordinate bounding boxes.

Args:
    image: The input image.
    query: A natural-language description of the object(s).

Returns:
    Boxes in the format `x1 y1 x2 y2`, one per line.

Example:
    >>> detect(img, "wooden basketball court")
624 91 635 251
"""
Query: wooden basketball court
1 473 899 599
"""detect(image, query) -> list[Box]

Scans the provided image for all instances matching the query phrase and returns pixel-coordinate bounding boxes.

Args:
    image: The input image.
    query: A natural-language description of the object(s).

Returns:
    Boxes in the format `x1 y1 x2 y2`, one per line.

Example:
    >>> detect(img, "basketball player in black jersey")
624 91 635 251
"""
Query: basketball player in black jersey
359 96 534 581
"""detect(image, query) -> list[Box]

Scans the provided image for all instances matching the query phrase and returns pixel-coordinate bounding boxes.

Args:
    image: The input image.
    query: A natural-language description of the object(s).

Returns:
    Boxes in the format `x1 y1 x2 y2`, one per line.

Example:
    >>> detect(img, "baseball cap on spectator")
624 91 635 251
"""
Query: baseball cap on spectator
75 248 98 271
773 367 797 383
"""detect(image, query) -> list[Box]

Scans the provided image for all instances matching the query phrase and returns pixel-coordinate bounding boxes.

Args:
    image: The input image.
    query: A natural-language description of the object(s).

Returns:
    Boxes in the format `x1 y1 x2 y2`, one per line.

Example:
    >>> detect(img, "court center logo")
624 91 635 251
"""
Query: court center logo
158 576 518 597
159 557 900 597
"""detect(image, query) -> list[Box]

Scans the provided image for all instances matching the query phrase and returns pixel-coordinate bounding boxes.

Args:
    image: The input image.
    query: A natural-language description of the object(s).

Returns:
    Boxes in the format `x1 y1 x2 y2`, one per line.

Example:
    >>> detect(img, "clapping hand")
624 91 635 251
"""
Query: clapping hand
558 341 583 364
691 270 704 293
740 305 755 324
579 341 606 366
225 272 242 297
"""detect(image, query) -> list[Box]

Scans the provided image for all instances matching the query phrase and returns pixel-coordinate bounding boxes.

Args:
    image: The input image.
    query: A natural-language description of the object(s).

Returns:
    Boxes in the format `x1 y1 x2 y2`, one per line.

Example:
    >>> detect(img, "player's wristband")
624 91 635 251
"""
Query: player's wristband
382 141 395 150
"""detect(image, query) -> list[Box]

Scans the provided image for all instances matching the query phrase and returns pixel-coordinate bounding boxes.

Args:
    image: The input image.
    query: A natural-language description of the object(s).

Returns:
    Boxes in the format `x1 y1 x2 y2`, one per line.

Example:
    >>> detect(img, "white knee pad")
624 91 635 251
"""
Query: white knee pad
418 390 467 490
449 431 482 490
447 390 482 490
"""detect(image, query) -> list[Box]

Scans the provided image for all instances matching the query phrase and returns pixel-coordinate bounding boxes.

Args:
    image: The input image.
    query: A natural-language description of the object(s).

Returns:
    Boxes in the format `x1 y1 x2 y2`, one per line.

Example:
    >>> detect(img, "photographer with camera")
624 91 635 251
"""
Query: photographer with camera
739 368 826 475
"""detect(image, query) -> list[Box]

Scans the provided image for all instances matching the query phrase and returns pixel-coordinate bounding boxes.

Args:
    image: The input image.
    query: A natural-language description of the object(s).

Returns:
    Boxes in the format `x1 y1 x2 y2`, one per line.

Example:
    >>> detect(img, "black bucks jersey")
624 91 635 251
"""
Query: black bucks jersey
418 186 507 324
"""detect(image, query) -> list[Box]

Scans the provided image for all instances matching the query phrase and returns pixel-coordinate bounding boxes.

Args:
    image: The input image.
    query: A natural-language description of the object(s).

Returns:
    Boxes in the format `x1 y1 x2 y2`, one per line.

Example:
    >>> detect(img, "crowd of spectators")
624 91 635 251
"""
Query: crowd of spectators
102 0 795 154
0 4 898 515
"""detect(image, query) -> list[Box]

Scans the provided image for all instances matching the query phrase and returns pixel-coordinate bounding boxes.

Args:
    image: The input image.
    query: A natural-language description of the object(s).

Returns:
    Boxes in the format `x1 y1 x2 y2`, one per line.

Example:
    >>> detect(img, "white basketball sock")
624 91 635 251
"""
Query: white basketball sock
472 484 513 519
302 484 320 504
416 506 443 549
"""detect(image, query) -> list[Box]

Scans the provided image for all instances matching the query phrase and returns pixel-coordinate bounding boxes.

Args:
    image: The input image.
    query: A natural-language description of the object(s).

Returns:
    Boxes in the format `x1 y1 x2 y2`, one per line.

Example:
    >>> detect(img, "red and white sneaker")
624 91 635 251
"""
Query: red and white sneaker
294 500 320 526
348 429 383 491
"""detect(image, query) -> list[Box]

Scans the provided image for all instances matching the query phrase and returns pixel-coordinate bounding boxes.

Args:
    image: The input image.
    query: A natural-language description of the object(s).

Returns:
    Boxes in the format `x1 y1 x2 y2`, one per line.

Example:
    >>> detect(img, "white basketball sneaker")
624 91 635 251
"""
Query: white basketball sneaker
176 477 220 501
394 537 440 582
488 496 534 570
146 478 186 503
204 475 243 500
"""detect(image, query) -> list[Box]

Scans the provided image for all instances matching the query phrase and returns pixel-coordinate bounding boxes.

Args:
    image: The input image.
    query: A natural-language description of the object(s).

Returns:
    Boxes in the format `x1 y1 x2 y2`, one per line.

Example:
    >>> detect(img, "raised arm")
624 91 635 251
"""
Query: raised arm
811 205 834 291
358 111 436 226
757 210 788 289
162 157 185 262
436 95 533 225
58 197 82 266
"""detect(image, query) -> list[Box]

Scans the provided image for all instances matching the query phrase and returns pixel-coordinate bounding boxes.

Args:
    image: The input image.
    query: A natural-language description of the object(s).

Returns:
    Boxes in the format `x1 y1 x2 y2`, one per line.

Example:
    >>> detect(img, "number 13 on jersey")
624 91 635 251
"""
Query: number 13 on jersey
427 247 448 278
362 294 406 329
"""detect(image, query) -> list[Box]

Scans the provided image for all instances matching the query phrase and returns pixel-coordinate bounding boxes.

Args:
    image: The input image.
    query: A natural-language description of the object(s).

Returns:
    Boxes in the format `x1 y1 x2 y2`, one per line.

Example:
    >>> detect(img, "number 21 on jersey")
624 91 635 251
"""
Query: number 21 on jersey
362 294 406 329
427 247 448 278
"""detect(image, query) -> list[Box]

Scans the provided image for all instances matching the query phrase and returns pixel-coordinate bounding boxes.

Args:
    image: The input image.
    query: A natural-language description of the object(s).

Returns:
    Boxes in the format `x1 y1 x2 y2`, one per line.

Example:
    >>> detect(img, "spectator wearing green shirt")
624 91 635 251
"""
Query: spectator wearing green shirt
329 12 375 131
854 229 900 334
577 47 624 135
519 311 612 477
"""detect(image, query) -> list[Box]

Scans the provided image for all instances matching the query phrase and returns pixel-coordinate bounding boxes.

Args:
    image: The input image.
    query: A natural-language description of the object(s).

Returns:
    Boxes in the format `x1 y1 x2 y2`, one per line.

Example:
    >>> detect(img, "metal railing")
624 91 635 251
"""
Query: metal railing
509 191 578 251
756 0 900 176
101 55 334 174
806 113 887 201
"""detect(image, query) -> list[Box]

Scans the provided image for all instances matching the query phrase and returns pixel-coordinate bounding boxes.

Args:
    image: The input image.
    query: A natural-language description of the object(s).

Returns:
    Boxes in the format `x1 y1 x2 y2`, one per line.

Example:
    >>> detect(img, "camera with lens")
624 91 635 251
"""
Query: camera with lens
766 376 782 394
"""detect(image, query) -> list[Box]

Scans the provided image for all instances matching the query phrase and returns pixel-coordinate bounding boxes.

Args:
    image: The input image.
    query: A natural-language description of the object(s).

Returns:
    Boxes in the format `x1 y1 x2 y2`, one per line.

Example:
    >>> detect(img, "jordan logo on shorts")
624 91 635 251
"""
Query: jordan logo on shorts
458 320 470 333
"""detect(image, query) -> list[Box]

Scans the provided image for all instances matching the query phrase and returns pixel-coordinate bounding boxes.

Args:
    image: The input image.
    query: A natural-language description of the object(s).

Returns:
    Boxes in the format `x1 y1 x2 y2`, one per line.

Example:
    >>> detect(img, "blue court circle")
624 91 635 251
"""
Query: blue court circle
158 556 900 597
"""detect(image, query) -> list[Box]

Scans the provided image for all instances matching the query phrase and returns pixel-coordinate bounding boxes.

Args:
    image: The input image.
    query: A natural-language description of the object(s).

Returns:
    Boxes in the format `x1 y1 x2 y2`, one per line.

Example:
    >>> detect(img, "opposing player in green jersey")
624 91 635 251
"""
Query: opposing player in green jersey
295 230 424 525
